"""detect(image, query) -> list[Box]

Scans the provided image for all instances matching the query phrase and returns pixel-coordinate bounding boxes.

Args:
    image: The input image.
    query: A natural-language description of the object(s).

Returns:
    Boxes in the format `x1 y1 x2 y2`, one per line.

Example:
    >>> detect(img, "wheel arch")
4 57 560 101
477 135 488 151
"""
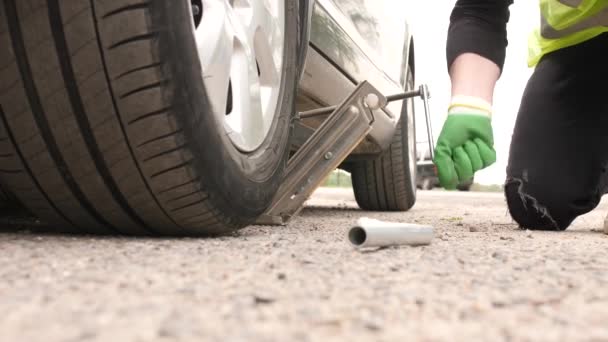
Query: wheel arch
297 0 314 81
408 37 415 81
399 30 415 89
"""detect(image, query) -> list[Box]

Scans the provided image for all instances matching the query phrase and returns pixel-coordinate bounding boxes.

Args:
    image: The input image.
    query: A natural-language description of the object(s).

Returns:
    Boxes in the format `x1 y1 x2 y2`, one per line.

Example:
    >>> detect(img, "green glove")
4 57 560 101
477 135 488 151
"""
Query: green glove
433 99 496 190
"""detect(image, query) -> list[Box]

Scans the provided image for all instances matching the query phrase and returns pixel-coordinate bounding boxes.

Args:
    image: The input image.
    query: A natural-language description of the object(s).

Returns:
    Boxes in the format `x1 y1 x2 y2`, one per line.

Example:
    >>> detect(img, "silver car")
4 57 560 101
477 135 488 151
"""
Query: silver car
0 0 416 235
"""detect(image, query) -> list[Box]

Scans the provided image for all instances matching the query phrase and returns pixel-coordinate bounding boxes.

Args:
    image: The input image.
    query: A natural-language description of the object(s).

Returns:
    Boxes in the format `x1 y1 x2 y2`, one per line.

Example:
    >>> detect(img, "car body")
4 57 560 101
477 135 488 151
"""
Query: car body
297 0 415 156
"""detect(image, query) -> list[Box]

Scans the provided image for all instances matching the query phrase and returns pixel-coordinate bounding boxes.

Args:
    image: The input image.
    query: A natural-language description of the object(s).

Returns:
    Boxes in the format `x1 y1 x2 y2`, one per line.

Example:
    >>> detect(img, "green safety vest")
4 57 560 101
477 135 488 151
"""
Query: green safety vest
528 0 608 67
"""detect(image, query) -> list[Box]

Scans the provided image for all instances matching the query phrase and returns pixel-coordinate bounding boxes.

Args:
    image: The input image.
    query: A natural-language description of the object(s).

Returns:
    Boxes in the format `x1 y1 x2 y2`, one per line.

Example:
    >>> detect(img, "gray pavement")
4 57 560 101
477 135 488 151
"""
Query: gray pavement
2 188 608 341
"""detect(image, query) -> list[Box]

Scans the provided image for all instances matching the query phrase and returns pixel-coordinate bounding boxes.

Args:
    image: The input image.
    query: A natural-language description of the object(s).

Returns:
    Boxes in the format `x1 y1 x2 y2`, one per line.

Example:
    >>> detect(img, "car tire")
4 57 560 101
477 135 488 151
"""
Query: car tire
421 178 433 191
350 65 417 211
0 183 18 208
0 0 299 235
457 178 474 191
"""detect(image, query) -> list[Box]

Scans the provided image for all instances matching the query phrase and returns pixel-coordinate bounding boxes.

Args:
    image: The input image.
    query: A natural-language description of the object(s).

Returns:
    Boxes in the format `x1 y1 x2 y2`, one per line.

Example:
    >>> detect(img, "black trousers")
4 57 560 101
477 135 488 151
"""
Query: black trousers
505 33 608 230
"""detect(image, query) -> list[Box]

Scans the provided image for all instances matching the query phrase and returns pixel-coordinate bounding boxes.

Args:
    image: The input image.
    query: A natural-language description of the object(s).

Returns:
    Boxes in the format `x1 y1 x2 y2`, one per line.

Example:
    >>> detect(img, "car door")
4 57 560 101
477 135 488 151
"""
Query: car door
326 0 410 87
308 0 412 118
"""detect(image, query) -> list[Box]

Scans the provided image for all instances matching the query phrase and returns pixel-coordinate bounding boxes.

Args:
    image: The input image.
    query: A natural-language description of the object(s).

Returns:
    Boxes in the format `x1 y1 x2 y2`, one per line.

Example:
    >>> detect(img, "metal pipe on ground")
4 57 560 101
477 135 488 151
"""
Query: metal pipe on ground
348 217 434 248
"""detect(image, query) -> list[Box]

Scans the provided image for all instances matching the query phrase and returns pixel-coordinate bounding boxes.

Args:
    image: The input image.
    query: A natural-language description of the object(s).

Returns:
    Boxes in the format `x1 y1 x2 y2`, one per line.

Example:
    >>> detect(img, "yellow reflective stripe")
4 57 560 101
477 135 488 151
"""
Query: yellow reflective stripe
541 0 600 30
529 0 608 67
559 0 584 7
541 6 608 39
528 26 608 67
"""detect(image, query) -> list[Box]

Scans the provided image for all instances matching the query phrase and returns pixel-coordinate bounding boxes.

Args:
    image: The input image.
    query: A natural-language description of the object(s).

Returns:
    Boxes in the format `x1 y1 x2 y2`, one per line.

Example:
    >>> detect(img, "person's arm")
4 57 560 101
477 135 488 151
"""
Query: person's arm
447 0 513 103
450 53 500 104
433 0 513 189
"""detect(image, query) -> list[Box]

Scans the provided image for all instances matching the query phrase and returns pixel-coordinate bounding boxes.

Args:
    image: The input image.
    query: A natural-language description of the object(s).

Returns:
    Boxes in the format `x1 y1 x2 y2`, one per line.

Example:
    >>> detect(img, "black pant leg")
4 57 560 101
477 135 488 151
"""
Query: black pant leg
505 33 608 230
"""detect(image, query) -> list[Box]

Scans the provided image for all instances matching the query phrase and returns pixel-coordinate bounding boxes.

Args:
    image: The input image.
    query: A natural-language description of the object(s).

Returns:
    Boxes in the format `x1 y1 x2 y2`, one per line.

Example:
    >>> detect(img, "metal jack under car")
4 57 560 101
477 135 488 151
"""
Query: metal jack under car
258 81 433 225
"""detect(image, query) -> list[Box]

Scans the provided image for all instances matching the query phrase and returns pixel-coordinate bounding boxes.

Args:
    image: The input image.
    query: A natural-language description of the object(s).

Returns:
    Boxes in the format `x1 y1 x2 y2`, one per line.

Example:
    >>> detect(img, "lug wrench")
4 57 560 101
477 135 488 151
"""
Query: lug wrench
299 84 435 160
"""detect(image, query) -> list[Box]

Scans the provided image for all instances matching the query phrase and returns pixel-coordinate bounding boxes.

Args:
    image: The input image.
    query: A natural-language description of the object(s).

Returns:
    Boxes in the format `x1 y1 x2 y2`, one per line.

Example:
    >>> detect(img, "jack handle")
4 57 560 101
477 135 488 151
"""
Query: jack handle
299 84 435 160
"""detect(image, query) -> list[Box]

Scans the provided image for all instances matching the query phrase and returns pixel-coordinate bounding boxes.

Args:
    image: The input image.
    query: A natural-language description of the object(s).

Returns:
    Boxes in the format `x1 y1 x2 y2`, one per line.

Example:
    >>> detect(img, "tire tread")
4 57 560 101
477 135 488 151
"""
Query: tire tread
0 0 254 235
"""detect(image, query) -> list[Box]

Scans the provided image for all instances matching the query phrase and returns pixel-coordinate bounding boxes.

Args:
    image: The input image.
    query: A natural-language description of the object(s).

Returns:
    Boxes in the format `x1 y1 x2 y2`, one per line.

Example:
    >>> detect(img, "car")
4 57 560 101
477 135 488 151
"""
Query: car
0 0 416 235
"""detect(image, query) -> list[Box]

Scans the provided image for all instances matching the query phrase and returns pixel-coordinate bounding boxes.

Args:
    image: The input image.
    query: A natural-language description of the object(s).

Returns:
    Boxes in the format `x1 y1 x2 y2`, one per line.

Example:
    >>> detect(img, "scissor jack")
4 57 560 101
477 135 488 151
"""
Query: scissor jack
256 81 435 225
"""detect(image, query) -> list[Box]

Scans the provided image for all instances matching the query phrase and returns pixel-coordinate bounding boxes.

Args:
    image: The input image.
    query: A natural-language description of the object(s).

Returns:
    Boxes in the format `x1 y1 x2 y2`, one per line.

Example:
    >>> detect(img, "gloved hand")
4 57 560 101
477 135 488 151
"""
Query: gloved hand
433 96 496 190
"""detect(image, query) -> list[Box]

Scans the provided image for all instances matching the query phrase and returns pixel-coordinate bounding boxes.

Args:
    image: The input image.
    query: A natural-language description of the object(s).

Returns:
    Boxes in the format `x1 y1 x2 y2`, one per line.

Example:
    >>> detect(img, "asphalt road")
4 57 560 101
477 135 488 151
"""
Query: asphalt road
2 188 608 341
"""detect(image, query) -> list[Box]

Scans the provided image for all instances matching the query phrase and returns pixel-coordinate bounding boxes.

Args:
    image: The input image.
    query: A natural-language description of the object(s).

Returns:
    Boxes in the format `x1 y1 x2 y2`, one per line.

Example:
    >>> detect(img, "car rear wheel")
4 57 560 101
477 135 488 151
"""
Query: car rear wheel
350 65 417 211
457 177 474 191
421 178 433 191
0 0 299 235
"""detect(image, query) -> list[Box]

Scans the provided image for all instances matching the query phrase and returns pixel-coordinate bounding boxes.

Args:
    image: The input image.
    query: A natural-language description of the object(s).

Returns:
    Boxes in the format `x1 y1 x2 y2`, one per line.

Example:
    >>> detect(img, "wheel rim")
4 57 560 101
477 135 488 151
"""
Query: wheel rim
406 75 417 193
191 0 285 152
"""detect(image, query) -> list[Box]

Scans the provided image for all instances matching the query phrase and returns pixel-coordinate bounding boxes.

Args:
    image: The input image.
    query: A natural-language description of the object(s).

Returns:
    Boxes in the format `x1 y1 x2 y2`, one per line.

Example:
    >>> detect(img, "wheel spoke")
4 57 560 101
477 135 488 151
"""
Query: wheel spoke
247 0 283 85
195 0 285 151
197 1 234 117
254 1 284 132
225 38 264 146
232 0 283 129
